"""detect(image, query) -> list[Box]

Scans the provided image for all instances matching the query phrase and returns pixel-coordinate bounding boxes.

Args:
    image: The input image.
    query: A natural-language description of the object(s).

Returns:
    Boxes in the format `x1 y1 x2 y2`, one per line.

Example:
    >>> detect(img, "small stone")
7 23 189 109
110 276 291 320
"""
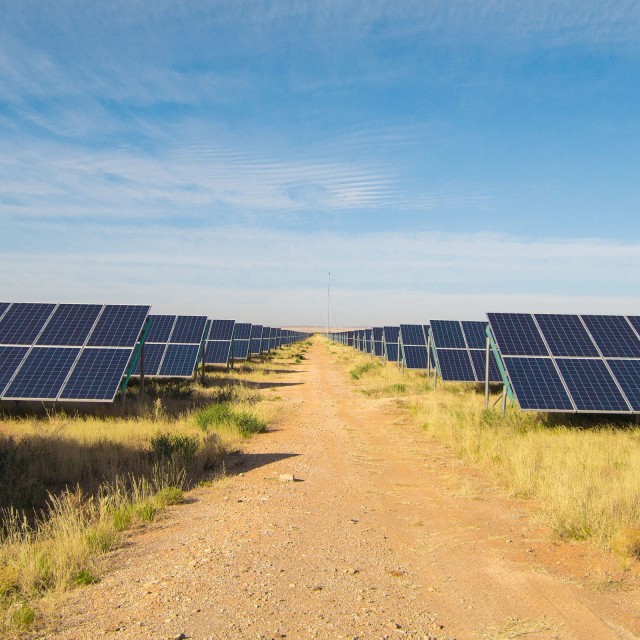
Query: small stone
279 474 295 482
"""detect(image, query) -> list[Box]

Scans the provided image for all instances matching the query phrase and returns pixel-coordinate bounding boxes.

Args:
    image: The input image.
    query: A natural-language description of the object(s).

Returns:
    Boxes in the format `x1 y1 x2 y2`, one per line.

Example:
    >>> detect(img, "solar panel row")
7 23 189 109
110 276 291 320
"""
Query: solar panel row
0 303 150 402
488 313 640 413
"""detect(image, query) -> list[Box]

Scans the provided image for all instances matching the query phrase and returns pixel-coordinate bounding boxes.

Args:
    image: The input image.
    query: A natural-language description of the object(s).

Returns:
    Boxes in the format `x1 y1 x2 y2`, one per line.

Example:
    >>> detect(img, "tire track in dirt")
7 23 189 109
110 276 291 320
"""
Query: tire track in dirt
47 339 639 639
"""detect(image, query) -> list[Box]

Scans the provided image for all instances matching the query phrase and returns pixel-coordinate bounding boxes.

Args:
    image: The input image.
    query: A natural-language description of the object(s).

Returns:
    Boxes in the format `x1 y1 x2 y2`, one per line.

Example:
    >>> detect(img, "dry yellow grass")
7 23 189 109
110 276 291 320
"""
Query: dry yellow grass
0 340 310 636
324 337 640 556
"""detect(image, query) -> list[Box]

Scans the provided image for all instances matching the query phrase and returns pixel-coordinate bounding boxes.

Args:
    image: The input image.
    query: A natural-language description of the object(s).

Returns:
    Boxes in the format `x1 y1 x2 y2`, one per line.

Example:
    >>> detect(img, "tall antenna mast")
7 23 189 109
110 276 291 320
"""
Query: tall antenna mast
327 271 331 336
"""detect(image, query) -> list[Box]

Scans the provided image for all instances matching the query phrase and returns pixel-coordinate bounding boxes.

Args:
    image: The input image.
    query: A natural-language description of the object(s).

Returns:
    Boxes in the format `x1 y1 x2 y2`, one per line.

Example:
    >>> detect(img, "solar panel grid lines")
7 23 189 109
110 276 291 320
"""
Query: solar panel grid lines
385 343 399 363
159 344 201 377
436 348 476 381
0 303 57 346
87 305 150 348
469 349 502 383
486 313 548 357
250 324 264 355
533 314 599 357
402 345 428 369
134 342 166 376
460 321 489 350
60 348 134 401
145 315 176 343
555 358 631 413
607 360 640 411
400 324 427 346
0 346 30 396
3 346 81 400
36 304 104 347
169 315 208 344
383 326 399 342
208 320 235 341
502 356 575 412
581 315 640 358
627 316 640 339
430 320 466 349
233 323 252 341
0 303 10 320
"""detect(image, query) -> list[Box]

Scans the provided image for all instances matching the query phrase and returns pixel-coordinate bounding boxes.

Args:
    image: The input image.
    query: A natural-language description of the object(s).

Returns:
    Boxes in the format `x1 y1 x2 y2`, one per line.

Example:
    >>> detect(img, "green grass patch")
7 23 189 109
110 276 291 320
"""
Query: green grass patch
193 403 267 438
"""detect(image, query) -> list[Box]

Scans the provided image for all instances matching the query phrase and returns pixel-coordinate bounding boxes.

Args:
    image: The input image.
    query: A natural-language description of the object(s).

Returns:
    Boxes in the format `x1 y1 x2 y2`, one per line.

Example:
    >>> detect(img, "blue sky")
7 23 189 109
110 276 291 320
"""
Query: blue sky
2 1 640 325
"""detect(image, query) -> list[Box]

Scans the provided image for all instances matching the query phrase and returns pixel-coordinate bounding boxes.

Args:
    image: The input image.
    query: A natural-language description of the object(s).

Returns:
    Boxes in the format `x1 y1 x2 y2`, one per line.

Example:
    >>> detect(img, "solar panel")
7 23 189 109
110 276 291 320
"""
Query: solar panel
555 358 630 413
486 313 548 356
627 316 640 337
430 320 466 349
0 303 56 345
170 316 207 344
159 344 201 377
260 326 271 352
250 324 263 355
488 313 640 414
205 340 232 365
133 342 166 376
60 348 133 401
400 324 426 346
469 349 502 383
209 320 235 341
385 343 399 363
146 315 177 343
460 321 488 350
4 347 81 400
502 357 574 411
0 346 29 395
0 303 9 319
436 349 476 381
581 315 640 358
534 314 599 357
607 360 640 411
233 323 252 341
232 339 251 360
383 326 399 342
0 303 151 403
87 305 150 347
37 304 102 346
403 345 428 369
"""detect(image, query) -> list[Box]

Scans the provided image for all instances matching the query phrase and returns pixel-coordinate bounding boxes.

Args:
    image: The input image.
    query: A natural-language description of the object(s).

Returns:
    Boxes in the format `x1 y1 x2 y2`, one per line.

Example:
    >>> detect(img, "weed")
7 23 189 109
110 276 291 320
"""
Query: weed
74 569 99 586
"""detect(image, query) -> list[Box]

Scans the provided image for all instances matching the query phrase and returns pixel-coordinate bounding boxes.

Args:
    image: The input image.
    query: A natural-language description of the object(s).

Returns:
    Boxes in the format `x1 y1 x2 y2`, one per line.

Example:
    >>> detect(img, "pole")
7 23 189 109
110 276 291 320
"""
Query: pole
327 271 330 337
485 336 490 409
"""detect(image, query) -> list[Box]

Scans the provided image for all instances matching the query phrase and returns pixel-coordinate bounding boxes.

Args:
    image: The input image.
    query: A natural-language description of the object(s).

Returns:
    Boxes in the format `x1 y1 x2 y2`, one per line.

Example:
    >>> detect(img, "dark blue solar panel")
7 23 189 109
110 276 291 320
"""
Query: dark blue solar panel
0 303 10 319
385 343 399 363
373 341 384 357
170 316 207 344
503 357 573 411
581 315 640 358
431 321 466 349
233 323 252 341
487 313 548 356
403 345 428 369
461 321 489 350
87 305 149 347
0 303 56 345
535 314 599 357
260 327 271 351
372 327 383 340
133 342 166 376
60 348 132 401
436 348 475 381
0 346 29 395
4 347 80 400
37 304 102 346
627 316 640 338
209 320 235 341
159 344 200 377
232 339 251 359
400 324 426 346
607 360 640 412
383 326 399 343
205 340 231 364
146 315 176 343
555 358 630 412
469 349 502 383
204 319 212 339
250 324 263 340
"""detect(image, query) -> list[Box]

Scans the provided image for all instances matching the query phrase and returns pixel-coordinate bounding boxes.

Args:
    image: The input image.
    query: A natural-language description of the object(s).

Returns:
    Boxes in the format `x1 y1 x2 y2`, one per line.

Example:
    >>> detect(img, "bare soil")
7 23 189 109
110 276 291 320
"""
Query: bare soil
40 340 640 639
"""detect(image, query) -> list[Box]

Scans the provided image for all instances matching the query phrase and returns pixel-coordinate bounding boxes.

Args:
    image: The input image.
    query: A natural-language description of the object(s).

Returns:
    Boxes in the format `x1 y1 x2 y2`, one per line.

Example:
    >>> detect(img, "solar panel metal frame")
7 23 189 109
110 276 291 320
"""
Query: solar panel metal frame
204 320 236 366
399 324 428 369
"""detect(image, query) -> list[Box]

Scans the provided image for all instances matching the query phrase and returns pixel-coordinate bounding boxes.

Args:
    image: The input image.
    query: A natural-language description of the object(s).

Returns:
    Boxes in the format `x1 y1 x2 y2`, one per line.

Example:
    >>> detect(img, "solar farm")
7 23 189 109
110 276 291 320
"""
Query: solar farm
329 313 640 417
0 303 310 408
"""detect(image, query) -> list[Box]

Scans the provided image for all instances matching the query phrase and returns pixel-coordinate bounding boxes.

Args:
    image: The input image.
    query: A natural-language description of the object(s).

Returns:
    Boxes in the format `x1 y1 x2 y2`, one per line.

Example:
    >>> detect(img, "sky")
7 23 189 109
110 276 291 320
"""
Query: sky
2 1 640 326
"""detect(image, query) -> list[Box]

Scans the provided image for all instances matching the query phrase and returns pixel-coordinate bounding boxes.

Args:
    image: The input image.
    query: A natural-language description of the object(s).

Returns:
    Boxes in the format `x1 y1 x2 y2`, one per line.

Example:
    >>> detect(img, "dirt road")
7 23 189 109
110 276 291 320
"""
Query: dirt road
50 339 640 639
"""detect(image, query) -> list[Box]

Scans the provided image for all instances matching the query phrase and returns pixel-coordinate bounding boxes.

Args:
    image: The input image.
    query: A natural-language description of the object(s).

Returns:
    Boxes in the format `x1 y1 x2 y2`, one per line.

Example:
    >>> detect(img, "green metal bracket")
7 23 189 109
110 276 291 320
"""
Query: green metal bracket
120 316 153 399
486 325 515 405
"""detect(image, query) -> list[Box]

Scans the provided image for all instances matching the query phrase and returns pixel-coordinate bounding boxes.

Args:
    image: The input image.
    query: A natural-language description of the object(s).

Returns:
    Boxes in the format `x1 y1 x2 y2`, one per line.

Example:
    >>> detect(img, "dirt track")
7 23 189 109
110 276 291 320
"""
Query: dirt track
49 339 640 639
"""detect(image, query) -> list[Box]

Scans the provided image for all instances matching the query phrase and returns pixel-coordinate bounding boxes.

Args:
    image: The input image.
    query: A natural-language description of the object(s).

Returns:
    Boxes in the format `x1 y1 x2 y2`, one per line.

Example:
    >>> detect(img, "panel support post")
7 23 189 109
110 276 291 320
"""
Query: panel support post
501 384 507 416
140 343 145 396
485 336 490 409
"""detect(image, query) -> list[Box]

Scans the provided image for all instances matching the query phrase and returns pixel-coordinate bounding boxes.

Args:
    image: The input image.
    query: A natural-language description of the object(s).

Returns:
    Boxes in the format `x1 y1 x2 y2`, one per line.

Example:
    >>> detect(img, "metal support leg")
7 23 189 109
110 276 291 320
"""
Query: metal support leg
485 337 490 409
501 385 507 416
140 343 145 396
